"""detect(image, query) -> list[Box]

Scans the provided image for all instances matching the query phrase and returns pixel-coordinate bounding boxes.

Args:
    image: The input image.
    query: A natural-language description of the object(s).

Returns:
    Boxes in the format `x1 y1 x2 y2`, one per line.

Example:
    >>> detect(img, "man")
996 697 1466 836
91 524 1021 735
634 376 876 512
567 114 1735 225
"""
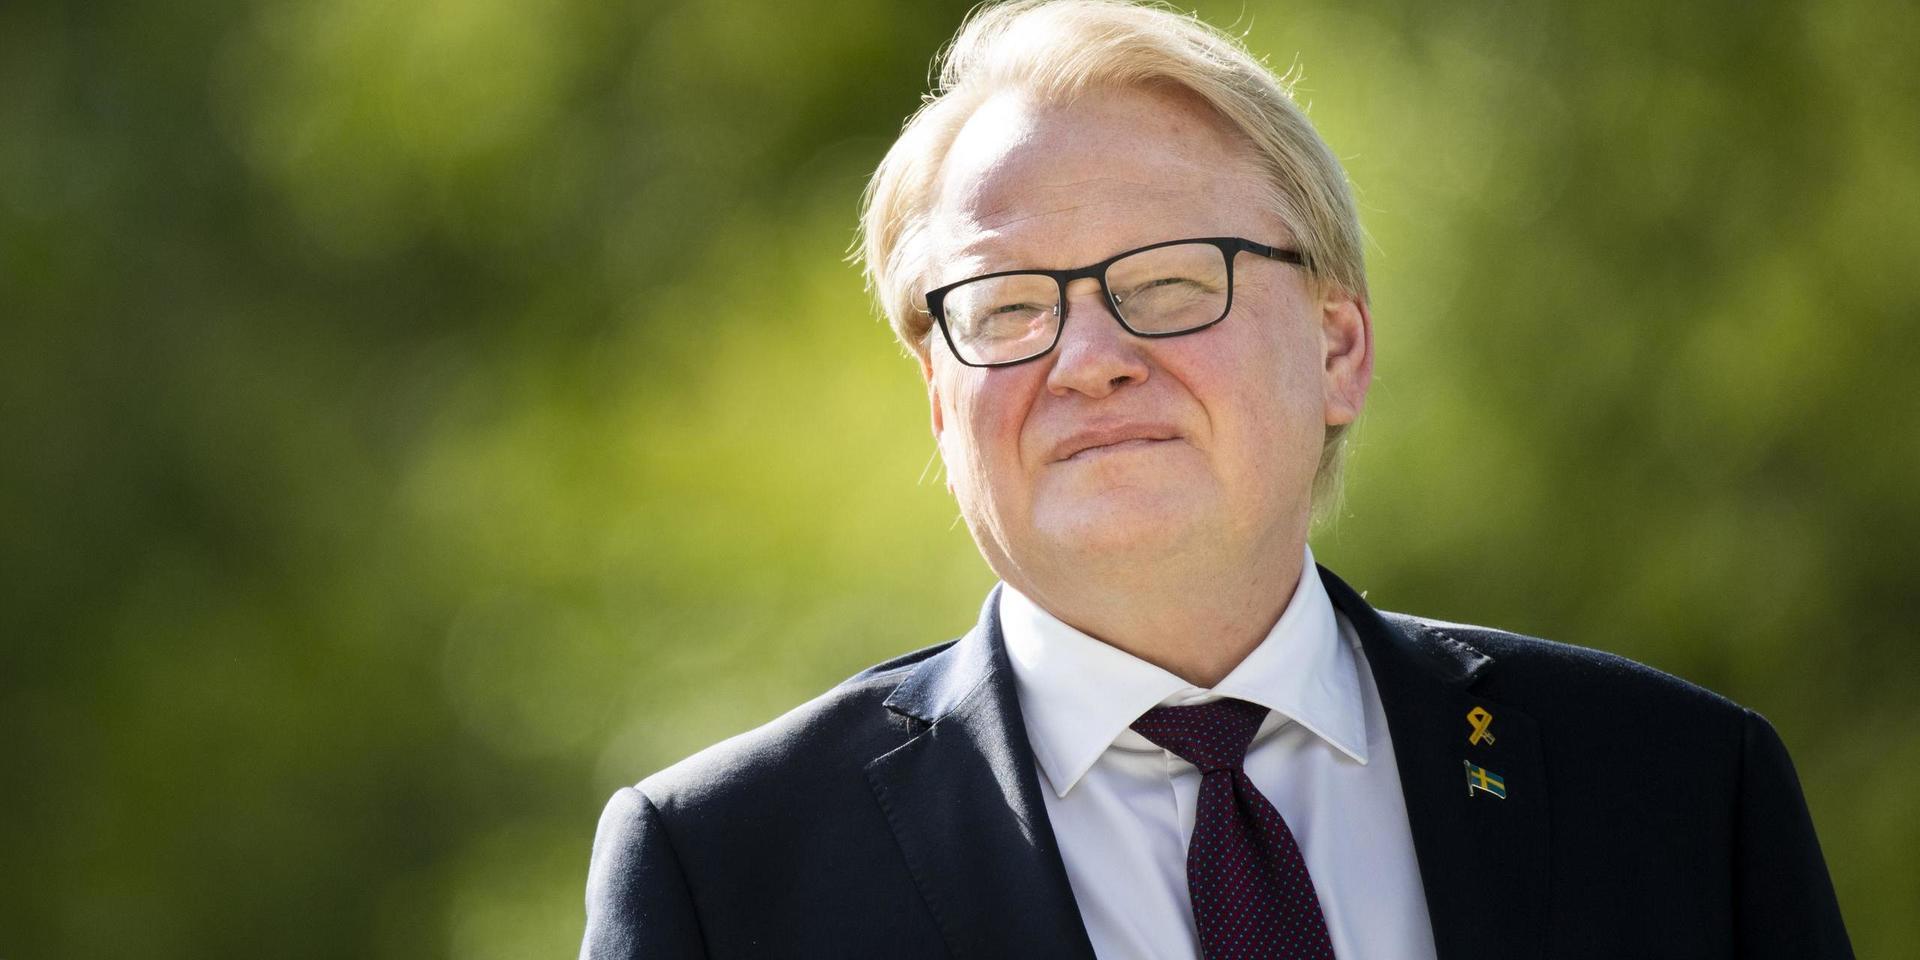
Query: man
582 1 1851 957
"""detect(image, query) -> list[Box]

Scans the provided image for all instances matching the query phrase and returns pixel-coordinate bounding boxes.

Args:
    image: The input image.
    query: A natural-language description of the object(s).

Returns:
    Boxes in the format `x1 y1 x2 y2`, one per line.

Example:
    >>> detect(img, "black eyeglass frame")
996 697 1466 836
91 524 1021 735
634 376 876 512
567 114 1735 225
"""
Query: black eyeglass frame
922 236 1309 369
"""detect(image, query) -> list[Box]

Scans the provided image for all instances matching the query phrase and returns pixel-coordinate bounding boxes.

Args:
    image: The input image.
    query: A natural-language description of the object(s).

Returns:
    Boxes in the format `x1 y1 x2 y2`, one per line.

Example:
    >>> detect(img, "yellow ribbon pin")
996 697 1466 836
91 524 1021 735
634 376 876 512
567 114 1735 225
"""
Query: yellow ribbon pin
1466 706 1496 746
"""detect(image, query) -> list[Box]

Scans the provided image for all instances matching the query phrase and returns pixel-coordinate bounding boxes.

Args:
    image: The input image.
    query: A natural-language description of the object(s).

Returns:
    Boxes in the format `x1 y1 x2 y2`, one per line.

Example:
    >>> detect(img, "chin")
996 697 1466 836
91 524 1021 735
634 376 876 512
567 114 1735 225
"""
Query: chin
1032 488 1207 556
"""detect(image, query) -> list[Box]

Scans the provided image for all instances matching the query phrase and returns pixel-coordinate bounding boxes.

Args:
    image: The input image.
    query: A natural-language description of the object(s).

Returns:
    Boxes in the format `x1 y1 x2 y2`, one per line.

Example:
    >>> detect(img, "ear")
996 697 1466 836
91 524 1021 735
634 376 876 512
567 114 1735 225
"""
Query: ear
1320 293 1373 426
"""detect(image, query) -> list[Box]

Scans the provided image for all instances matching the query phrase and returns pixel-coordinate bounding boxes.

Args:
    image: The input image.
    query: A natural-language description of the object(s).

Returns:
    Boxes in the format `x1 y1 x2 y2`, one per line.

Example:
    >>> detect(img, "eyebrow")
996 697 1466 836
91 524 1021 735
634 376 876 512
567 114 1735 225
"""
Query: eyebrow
932 228 1185 285
973 201 1100 237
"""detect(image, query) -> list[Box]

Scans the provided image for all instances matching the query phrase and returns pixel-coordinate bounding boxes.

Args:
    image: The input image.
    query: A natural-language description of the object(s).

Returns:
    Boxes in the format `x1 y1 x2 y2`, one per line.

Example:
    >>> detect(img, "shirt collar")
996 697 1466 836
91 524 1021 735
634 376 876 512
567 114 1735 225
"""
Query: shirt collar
1001 546 1369 798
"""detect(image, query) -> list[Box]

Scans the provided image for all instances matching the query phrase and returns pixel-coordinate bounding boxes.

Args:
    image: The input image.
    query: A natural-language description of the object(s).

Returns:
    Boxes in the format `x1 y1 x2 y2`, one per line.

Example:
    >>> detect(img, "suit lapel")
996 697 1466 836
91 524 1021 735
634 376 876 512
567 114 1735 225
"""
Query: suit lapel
866 587 1097 960
1323 567 1550 960
868 570 1551 960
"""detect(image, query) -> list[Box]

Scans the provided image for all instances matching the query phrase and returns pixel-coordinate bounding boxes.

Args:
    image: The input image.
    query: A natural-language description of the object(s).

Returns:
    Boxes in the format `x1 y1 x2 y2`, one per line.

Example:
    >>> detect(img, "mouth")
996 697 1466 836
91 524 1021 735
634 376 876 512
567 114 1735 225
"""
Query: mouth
1064 437 1174 462
1051 424 1183 463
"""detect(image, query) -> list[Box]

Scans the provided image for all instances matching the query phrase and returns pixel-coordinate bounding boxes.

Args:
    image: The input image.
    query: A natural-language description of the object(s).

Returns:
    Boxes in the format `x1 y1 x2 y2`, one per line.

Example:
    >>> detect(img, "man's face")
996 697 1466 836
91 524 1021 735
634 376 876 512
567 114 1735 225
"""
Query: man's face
921 85 1370 596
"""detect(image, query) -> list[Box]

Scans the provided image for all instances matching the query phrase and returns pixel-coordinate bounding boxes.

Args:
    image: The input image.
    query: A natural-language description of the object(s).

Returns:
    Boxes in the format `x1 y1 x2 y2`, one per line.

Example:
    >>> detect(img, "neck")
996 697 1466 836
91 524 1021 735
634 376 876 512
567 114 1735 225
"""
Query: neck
1012 542 1308 688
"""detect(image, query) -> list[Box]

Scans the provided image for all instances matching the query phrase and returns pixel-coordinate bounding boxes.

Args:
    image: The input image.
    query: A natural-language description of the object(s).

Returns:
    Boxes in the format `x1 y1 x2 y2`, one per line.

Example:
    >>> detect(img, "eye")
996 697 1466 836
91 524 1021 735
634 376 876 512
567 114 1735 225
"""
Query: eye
1116 276 1207 303
956 301 1052 341
988 301 1049 316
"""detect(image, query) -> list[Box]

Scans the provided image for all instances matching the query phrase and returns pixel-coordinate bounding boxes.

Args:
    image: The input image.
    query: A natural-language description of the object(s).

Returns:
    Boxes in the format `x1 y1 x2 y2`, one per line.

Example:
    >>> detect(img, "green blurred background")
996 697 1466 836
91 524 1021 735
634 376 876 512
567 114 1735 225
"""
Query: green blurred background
3 0 1916 955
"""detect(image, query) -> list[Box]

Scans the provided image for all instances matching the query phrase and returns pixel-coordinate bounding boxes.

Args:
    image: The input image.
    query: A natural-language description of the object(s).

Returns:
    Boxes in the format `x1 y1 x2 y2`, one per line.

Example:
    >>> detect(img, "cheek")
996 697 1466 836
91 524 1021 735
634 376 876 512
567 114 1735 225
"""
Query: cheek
1189 320 1325 458
939 366 1040 483
1188 322 1308 404
1242 303 1326 413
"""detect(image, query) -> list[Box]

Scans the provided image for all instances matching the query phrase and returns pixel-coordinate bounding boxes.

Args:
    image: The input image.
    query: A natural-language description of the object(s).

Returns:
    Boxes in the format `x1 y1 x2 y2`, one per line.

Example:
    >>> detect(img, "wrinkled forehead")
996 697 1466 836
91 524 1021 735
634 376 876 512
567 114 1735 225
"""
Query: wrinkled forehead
927 86 1272 271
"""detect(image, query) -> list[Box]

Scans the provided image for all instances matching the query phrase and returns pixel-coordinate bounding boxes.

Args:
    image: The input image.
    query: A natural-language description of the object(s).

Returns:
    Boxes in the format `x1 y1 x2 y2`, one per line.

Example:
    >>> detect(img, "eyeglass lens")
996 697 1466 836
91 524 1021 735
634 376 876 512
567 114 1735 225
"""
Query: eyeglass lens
940 241 1231 366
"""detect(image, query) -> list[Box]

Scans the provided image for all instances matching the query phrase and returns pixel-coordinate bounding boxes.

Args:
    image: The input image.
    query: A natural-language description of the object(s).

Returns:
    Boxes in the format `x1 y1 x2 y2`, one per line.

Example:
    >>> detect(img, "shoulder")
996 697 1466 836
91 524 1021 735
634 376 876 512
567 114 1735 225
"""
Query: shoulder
1370 608 1792 828
1353 611 1848 951
633 640 953 813
1380 610 1756 736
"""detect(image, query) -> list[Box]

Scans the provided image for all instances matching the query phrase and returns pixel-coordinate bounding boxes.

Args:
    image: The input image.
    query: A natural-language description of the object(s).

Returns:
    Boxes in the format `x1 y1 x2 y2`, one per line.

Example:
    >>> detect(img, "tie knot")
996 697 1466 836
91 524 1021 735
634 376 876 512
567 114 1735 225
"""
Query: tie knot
1129 698 1269 773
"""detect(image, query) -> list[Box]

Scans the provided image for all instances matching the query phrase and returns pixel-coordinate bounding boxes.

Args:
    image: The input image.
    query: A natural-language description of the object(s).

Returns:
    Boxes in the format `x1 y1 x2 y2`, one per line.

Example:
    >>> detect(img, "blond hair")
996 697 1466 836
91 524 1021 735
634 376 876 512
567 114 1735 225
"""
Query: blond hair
858 0 1368 508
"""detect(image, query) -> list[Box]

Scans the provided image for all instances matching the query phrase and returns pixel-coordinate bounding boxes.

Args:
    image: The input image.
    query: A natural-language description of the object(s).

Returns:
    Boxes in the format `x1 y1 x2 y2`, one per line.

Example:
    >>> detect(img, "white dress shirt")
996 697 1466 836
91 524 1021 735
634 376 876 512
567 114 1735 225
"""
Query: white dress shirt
1000 547 1438 960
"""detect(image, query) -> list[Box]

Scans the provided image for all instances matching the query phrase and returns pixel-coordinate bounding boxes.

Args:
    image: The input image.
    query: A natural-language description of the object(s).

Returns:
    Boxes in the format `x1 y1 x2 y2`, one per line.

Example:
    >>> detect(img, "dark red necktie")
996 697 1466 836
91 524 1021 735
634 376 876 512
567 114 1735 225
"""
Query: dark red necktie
1131 698 1337 960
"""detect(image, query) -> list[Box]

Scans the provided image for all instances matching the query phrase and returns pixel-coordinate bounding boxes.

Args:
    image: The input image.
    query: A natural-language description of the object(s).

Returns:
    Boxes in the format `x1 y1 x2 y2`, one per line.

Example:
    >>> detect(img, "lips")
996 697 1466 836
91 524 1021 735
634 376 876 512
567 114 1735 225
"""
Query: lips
1049 422 1183 462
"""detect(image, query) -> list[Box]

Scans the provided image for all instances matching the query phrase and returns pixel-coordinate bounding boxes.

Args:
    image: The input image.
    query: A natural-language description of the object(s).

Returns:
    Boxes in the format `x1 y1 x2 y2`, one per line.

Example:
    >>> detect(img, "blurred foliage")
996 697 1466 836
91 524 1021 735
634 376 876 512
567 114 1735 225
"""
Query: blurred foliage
2 0 1915 955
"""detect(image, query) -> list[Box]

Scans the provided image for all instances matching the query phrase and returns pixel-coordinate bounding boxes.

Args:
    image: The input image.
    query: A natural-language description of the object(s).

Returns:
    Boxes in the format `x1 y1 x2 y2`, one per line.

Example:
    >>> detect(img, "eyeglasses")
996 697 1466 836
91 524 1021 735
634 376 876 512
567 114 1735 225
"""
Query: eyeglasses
923 236 1308 368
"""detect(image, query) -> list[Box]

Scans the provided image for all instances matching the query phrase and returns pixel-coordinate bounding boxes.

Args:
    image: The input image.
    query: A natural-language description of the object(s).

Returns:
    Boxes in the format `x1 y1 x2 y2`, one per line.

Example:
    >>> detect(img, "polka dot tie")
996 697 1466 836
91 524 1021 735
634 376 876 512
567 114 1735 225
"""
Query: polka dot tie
1131 698 1336 960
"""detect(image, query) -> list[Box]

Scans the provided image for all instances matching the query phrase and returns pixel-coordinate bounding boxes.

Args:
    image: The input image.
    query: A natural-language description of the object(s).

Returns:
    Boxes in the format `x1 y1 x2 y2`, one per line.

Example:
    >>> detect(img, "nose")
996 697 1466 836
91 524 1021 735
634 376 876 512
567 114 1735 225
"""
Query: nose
1045 277 1150 398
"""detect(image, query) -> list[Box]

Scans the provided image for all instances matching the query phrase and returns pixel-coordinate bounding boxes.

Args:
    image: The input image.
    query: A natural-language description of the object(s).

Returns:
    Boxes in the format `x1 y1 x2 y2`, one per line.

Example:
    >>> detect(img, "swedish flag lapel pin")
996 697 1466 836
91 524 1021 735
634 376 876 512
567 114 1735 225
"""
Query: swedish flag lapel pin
1465 706 1495 746
1464 759 1508 799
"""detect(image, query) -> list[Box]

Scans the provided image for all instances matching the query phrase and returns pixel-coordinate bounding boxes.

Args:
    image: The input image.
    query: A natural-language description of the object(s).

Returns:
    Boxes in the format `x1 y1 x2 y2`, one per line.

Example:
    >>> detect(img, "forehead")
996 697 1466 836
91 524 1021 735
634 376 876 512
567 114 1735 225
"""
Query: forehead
928 85 1274 273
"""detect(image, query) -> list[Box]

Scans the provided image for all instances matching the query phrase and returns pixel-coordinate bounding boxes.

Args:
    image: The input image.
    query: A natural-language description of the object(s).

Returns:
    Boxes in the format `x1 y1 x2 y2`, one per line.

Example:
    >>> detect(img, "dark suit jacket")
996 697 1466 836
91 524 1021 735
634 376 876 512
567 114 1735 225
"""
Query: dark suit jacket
581 567 1851 959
